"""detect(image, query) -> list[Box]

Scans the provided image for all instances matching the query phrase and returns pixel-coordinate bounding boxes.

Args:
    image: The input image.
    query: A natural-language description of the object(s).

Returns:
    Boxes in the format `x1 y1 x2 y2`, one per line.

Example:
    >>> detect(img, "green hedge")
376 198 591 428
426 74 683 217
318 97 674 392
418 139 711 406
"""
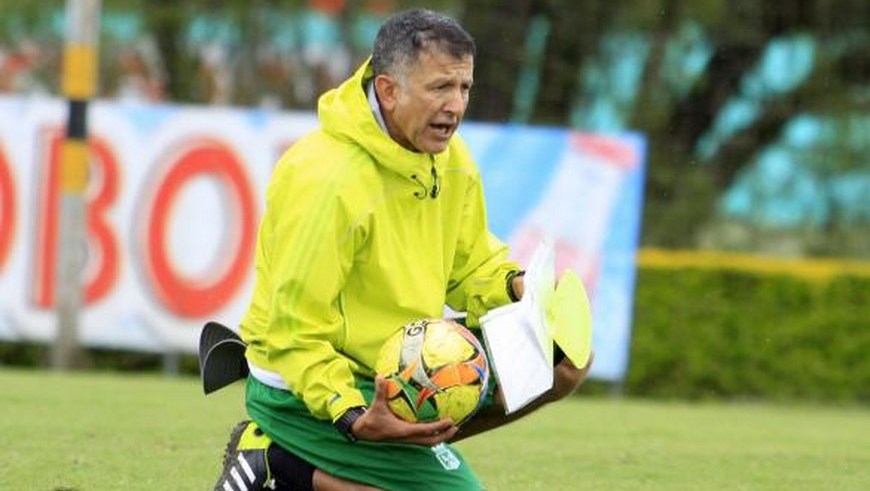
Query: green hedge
0 342 201 375
4 264 867 404
625 268 869 403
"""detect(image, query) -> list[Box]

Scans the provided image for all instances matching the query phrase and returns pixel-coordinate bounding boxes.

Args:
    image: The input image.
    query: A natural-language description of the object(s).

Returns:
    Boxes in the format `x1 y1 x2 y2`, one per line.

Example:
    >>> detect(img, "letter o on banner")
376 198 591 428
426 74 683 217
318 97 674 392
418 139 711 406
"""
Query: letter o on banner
144 141 257 318
0 144 15 270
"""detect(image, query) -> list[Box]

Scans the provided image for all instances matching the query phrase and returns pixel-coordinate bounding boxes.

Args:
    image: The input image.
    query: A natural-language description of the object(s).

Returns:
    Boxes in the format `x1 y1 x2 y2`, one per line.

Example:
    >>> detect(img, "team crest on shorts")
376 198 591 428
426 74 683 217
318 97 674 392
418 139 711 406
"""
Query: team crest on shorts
431 443 461 470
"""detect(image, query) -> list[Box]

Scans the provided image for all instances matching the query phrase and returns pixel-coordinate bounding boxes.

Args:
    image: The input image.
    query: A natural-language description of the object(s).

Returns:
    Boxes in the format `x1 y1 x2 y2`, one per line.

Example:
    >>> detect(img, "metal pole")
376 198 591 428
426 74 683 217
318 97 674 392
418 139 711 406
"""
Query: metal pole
52 0 100 370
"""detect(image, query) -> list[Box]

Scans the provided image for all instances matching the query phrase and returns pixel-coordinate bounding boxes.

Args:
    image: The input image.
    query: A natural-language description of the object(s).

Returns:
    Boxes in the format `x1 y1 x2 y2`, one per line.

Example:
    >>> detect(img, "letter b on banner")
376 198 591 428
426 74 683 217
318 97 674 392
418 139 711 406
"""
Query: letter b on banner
34 131 120 308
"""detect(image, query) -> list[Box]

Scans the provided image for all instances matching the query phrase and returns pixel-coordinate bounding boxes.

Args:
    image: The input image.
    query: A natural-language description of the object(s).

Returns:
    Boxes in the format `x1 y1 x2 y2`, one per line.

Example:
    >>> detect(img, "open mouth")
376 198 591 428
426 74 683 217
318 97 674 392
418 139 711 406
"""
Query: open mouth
430 123 454 138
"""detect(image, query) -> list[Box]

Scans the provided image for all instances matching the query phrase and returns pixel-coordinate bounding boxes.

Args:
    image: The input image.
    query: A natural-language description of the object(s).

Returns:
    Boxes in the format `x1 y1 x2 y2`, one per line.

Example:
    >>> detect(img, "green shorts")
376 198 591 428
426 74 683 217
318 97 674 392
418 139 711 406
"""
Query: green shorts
246 376 490 491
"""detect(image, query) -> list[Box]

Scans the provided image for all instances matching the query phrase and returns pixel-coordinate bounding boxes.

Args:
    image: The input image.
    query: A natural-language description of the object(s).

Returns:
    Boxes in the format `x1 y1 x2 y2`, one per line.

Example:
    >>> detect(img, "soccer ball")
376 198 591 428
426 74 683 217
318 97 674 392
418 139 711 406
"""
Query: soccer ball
375 318 490 426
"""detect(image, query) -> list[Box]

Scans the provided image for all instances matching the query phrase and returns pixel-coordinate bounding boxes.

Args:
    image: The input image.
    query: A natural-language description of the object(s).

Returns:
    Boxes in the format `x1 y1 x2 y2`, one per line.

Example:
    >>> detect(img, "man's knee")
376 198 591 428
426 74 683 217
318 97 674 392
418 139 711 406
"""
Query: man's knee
551 352 594 400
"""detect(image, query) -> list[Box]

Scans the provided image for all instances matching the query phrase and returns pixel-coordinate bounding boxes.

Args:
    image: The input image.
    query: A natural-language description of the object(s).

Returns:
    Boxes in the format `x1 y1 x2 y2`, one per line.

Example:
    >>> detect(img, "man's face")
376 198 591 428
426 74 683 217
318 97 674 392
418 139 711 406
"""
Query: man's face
377 48 473 154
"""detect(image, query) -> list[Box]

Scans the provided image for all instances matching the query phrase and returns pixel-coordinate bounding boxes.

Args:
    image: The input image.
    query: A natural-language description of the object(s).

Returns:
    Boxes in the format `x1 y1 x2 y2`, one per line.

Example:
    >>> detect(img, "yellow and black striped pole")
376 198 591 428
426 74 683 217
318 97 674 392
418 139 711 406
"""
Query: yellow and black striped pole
52 0 100 370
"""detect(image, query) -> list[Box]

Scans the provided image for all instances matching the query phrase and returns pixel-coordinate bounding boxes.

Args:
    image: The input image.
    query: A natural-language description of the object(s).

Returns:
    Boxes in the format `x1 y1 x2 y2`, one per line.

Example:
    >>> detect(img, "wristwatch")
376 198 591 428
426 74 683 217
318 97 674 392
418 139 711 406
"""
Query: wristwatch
334 406 366 442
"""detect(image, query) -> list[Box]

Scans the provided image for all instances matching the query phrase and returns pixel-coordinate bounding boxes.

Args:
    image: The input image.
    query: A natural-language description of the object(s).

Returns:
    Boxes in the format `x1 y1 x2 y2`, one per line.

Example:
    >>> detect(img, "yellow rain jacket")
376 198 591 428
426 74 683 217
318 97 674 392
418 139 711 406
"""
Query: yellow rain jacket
241 60 519 423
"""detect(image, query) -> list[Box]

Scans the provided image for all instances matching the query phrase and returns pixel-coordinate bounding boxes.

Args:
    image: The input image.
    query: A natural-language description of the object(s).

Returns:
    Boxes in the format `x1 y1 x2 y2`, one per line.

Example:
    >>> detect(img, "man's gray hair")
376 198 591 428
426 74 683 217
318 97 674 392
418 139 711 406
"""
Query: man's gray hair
371 9 476 77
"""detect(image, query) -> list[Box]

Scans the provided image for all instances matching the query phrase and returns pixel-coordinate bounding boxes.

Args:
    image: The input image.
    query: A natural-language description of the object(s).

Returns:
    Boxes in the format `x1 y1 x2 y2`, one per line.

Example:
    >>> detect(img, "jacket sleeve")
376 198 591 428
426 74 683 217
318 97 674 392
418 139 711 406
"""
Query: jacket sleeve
259 160 367 422
445 171 520 327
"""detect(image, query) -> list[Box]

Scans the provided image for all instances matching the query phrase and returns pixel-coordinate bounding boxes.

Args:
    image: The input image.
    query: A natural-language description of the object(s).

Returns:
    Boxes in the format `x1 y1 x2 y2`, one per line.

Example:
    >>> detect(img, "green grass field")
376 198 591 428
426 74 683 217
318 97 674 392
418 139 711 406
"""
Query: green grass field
2 368 868 491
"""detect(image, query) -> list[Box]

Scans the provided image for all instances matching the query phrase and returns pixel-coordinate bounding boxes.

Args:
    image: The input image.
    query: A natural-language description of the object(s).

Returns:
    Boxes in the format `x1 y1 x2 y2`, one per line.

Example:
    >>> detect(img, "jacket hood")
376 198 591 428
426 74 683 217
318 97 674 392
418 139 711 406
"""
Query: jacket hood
317 59 448 194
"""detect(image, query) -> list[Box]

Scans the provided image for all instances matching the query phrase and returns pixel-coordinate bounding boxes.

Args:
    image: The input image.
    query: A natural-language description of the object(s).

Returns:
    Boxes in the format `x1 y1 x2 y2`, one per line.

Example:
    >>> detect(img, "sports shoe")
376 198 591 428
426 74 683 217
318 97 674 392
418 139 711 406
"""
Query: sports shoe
213 420 278 491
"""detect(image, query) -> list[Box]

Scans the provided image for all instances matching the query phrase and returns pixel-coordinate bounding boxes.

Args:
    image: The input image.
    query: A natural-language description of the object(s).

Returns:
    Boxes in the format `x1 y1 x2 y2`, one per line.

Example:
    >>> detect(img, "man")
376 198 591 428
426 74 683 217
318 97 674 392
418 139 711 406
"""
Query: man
213 8 591 491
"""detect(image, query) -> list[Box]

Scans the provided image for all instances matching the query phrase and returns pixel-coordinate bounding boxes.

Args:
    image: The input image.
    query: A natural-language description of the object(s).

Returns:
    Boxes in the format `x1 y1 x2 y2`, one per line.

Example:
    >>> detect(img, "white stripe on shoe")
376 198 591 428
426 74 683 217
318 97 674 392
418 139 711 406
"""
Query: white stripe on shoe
222 480 234 491
237 453 256 482
230 467 249 491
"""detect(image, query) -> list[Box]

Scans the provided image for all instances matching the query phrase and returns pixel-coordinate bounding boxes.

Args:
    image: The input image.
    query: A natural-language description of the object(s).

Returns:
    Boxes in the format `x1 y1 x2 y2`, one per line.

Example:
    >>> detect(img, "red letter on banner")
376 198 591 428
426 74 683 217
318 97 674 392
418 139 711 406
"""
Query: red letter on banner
84 137 121 303
141 140 257 318
0 143 16 270
33 131 120 307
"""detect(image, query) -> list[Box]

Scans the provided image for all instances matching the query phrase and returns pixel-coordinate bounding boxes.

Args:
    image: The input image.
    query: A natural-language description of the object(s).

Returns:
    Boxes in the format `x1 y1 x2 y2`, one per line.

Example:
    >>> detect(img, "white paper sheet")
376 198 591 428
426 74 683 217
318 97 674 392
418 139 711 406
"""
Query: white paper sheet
481 239 556 414
480 302 552 414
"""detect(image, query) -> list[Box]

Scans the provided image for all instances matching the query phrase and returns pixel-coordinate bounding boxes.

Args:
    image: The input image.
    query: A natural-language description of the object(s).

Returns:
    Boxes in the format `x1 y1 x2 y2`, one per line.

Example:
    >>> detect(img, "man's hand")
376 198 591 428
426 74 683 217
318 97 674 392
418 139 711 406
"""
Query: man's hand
350 376 458 446
510 273 525 300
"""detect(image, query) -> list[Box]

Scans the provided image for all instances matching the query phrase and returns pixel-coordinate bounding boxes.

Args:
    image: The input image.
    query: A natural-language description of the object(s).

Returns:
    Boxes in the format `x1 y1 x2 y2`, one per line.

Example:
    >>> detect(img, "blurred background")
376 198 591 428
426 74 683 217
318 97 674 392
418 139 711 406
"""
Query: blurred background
0 0 867 404
3 0 867 255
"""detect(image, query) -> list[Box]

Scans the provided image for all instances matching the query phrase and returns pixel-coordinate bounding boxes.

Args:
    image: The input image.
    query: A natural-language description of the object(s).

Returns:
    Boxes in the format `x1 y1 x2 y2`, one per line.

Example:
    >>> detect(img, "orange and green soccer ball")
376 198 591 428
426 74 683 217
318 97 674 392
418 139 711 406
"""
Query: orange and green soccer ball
375 318 490 426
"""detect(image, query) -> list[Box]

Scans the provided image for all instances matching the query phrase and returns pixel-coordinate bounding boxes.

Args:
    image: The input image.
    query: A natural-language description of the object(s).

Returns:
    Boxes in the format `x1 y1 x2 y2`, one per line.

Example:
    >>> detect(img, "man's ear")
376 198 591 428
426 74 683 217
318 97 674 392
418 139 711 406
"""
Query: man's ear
374 74 398 112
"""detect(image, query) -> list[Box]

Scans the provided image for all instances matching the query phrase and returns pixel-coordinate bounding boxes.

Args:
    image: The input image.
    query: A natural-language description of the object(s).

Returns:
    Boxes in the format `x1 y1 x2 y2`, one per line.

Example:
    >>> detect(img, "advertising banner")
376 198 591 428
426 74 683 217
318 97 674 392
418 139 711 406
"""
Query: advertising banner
0 96 645 381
